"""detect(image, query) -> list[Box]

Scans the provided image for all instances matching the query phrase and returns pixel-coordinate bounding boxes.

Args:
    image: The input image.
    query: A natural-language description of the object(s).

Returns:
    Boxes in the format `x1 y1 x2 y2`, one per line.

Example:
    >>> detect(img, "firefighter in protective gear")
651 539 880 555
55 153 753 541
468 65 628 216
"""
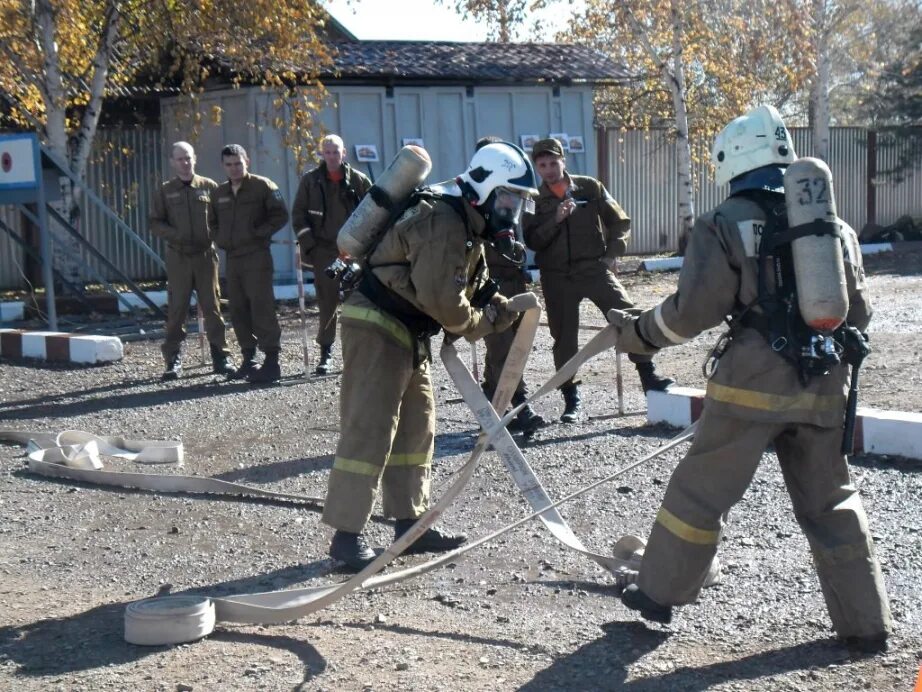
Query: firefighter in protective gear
291 135 371 375
208 144 290 383
323 141 537 571
474 136 545 437
523 138 674 424
615 105 891 654
150 141 233 380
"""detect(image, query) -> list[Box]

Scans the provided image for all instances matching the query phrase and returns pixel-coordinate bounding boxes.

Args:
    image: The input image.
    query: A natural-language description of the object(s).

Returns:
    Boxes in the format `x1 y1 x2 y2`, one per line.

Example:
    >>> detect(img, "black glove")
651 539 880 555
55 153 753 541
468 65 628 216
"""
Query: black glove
471 278 500 309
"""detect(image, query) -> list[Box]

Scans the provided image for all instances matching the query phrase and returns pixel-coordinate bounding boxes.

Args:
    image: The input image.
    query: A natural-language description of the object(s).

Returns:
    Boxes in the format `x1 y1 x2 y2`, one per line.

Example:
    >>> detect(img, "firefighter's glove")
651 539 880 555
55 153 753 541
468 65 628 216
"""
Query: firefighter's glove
607 308 659 356
485 294 518 334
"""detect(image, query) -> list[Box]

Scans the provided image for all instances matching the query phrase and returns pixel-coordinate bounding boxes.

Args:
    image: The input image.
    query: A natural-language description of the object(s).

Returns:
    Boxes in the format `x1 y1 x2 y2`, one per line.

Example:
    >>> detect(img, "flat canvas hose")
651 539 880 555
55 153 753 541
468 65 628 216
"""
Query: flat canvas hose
0 296 703 646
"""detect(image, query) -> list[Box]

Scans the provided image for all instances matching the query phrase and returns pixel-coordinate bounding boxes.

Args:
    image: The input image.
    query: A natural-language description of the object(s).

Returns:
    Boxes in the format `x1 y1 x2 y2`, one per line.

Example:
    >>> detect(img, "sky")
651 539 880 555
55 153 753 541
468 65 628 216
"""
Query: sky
322 0 578 42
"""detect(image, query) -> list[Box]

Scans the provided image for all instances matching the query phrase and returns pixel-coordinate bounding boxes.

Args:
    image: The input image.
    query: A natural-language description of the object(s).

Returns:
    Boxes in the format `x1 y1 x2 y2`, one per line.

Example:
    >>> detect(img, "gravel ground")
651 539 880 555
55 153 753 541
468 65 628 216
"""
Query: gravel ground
1 250 920 691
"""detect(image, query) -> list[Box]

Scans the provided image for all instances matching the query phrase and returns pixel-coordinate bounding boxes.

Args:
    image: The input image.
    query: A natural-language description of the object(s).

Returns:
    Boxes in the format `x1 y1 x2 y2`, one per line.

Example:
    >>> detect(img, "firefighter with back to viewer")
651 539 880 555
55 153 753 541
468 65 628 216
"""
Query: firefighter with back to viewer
322 142 538 571
610 105 891 654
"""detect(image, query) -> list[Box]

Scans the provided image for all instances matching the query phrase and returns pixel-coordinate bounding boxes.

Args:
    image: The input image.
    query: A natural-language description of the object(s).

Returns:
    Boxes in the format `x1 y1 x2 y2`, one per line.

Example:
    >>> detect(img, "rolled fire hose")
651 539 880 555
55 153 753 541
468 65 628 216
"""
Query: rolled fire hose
0 295 705 646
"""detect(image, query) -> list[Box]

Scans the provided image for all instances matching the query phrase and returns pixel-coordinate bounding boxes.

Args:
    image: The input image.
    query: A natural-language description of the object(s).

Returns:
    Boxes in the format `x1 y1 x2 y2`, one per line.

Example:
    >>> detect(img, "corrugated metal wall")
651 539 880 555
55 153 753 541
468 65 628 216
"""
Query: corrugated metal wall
3 123 919 289
0 127 164 290
605 127 922 254
82 127 165 281
162 84 598 283
0 205 26 290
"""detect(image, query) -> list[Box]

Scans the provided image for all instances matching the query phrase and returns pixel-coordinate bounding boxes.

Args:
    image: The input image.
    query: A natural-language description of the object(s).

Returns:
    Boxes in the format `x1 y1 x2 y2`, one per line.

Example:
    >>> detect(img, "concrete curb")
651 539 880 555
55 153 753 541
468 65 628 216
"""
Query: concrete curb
1 285 319 322
648 387 922 461
113 284 317 314
638 240 922 273
0 329 123 364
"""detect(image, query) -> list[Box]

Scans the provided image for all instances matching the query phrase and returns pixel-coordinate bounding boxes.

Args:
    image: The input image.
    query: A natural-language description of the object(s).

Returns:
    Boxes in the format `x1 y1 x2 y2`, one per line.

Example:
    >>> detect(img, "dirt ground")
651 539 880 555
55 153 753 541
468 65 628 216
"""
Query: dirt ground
0 249 920 691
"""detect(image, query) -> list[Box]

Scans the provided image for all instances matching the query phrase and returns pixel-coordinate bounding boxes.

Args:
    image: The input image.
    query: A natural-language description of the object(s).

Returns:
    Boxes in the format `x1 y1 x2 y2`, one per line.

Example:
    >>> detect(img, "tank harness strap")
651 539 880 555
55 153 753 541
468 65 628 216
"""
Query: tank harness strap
357 192 475 364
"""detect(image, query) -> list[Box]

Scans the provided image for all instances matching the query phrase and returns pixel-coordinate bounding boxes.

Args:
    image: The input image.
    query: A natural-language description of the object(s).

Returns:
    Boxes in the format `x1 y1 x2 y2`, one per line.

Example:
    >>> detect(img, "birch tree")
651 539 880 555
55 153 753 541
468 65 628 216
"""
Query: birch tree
435 0 537 41
0 0 332 280
563 0 811 248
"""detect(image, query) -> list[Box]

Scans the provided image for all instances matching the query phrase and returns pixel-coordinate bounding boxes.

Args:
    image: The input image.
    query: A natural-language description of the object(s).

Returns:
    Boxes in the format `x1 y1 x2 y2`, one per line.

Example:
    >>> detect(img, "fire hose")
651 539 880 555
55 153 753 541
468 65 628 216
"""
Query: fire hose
0 297 711 646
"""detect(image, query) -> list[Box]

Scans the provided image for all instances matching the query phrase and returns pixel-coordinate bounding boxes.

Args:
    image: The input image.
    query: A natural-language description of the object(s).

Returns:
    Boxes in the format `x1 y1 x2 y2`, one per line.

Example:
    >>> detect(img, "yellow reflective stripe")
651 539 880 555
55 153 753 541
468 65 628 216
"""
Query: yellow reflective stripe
332 456 380 477
387 452 430 467
341 303 412 349
654 304 691 344
706 381 843 412
656 507 720 545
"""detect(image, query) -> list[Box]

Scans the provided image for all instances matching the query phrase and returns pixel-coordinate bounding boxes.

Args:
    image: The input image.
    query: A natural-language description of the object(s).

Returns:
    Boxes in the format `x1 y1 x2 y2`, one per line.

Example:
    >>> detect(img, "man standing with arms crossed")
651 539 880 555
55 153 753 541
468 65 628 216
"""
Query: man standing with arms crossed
524 138 674 423
209 144 290 384
150 141 234 380
291 134 371 375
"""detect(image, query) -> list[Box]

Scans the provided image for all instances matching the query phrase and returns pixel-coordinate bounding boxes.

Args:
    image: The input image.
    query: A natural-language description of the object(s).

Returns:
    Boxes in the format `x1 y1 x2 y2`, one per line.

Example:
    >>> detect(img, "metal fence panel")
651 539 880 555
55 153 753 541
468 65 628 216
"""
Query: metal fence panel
82 127 165 282
0 206 25 290
606 126 922 254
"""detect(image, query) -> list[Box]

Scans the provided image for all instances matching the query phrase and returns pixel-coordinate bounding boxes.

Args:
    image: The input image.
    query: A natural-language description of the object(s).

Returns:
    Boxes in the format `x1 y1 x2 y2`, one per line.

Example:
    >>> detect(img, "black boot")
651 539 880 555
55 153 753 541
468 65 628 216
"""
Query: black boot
509 390 546 438
394 519 467 554
229 348 257 380
560 383 582 423
621 583 673 624
210 345 236 377
314 345 333 375
636 361 675 394
328 530 377 572
842 633 889 655
161 353 181 381
248 350 281 384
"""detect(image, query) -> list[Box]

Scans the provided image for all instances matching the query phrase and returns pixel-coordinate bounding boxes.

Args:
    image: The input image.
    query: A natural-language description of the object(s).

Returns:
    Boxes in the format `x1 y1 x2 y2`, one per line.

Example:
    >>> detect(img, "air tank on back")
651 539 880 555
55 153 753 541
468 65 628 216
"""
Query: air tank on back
783 157 848 333
337 145 432 259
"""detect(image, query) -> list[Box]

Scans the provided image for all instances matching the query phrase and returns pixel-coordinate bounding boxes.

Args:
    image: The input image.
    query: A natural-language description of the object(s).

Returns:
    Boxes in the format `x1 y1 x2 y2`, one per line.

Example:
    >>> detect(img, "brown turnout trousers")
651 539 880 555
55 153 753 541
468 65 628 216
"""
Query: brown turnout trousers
637 407 892 639
162 247 228 360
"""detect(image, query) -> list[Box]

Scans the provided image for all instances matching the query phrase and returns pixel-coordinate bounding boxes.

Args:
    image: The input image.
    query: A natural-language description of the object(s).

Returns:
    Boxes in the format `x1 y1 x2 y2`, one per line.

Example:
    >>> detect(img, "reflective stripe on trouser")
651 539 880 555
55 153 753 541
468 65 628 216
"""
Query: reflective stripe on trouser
310 246 340 347
162 247 228 359
225 249 281 352
637 407 891 638
483 273 527 397
321 303 435 533
541 268 651 385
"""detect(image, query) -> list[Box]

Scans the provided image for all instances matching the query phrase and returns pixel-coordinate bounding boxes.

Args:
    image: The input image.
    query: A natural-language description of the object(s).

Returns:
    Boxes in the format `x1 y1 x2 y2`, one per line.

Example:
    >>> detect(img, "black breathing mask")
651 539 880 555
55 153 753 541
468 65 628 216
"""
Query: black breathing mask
485 188 531 265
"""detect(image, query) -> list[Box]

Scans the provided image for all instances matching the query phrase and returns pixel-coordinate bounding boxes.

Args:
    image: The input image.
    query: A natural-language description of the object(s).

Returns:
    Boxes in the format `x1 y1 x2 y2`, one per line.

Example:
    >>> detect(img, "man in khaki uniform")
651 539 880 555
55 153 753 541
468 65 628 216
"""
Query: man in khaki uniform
208 144 289 383
149 141 234 380
323 142 537 570
291 134 371 374
611 106 891 653
523 138 674 423
475 136 545 436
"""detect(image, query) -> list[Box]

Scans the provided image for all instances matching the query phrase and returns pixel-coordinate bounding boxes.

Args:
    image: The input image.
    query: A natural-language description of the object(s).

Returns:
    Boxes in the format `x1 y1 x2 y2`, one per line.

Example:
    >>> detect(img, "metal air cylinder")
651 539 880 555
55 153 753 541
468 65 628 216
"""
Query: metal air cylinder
783 157 848 333
337 145 432 259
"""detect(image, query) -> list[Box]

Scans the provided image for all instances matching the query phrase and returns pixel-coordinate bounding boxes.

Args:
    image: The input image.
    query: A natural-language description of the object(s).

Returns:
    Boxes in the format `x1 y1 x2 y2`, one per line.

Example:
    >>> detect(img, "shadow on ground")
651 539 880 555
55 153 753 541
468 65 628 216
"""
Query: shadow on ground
518 621 851 691
0 563 333 683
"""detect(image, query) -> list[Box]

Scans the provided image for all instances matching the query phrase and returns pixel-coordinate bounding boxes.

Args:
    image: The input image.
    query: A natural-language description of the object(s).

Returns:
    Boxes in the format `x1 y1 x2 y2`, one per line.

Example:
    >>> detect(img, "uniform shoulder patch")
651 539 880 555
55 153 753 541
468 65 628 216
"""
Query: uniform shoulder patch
272 189 283 201
736 219 767 257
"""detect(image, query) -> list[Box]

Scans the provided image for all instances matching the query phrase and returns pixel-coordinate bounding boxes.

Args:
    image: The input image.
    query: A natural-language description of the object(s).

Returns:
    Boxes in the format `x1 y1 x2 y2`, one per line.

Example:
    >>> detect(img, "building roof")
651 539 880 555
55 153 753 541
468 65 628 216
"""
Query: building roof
322 41 630 86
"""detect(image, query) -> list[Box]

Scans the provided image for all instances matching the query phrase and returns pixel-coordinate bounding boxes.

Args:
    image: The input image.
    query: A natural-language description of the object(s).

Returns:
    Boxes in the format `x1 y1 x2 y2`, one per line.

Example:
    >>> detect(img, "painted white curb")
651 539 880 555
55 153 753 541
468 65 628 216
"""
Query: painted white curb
115 284 316 314
0 301 24 322
647 387 922 461
639 257 685 272
0 328 123 364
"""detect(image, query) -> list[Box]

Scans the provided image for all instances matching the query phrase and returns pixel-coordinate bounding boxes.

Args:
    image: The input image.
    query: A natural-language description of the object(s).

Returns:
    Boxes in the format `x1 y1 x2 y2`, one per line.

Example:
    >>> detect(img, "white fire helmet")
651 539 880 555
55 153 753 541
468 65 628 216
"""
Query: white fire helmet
457 142 539 207
712 105 797 187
